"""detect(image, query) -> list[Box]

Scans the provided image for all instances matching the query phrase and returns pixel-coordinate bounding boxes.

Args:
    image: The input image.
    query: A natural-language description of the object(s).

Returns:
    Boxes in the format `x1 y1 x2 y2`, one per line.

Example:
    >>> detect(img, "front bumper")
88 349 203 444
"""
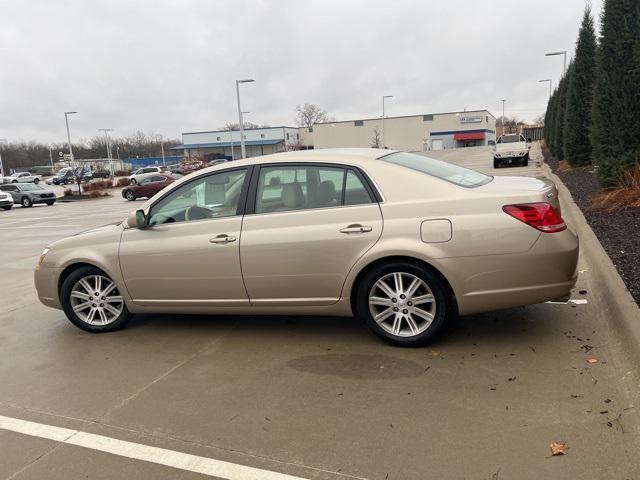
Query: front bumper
0 198 13 207
35 265 62 309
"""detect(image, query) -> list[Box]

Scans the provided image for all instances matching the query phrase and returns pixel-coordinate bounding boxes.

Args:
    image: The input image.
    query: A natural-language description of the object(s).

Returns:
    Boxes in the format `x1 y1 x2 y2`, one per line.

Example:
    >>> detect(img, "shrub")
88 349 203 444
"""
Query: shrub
116 177 131 187
591 162 640 211
83 179 114 192
557 160 573 173
88 190 112 198
113 170 131 177
63 188 73 197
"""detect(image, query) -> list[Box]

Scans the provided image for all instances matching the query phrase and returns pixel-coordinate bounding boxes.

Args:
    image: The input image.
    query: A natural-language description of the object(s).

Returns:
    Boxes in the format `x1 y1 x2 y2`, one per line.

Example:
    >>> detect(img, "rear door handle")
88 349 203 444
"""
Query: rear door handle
209 234 236 244
340 224 372 234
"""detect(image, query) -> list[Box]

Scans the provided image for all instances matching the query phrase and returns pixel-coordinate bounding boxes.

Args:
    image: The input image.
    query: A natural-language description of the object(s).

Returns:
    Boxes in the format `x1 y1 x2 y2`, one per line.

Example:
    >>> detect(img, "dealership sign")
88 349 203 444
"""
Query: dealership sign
460 115 482 123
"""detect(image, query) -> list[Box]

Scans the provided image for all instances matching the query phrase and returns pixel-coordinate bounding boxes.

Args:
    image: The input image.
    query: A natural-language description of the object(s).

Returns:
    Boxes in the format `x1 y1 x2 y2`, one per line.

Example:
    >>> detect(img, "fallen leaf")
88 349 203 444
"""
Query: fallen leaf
550 442 567 456
587 358 598 364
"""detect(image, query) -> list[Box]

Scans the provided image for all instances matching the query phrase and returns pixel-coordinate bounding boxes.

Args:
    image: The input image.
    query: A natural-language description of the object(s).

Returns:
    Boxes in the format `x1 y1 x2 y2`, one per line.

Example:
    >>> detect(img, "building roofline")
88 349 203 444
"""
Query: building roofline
182 126 299 136
314 109 496 125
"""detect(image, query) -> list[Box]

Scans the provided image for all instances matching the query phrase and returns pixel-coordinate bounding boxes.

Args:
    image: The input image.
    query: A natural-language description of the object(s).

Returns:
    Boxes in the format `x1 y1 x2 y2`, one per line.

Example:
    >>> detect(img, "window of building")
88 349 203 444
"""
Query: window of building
216 136 221 141
286 133 290 140
354 120 364 127
260 134 265 138
309 127 313 133
423 114 434 121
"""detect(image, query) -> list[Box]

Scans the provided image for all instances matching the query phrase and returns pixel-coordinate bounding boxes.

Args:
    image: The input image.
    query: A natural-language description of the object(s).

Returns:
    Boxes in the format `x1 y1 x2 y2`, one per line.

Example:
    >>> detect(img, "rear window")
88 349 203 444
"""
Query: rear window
380 152 492 188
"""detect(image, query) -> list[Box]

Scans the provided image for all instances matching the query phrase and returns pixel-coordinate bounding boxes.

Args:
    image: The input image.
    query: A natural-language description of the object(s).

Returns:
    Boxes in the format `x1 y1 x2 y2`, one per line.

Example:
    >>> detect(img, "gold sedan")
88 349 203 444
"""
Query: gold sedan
35 149 578 346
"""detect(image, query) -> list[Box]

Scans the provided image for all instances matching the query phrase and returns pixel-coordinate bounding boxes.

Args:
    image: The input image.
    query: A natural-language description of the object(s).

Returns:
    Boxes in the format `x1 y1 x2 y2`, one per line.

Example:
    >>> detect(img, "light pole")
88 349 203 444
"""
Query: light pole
64 111 77 162
545 51 567 73
0 139 7 177
155 134 166 166
235 79 254 159
539 79 552 100
98 128 114 174
500 99 506 134
382 95 393 149
48 145 54 172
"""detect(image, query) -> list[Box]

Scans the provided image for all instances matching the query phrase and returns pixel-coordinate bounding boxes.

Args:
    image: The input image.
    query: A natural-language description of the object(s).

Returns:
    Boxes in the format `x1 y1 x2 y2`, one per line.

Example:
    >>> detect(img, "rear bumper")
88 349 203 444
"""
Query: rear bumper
443 228 579 315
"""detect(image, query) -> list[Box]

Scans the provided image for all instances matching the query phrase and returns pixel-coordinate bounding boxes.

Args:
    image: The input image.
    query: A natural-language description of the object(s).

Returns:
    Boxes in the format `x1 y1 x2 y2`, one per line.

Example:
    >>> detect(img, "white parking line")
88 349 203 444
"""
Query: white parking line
0 415 310 480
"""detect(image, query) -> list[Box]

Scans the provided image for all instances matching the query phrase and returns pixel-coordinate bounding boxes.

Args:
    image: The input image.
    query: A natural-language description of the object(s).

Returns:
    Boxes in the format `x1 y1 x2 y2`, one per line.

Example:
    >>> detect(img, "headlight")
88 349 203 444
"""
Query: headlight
38 248 50 267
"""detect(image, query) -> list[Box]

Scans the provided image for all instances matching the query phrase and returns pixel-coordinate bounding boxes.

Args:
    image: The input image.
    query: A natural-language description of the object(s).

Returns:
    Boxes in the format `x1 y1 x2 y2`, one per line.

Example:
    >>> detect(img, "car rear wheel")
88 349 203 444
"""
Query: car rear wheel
130 178 137 185
21 196 32 208
33 178 39 184
357 262 450 347
124 190 136 201
60 266 132 333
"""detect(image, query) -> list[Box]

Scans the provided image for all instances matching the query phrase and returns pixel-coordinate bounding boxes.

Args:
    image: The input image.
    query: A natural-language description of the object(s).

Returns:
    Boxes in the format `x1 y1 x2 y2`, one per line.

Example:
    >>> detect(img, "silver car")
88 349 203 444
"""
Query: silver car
0 183 56 208
0 190 14 210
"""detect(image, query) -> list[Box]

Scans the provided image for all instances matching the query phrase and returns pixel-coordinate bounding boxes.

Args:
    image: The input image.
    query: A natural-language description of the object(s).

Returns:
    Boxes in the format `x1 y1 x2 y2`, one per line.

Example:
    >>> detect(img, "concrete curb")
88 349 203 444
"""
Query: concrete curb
540 159 640 369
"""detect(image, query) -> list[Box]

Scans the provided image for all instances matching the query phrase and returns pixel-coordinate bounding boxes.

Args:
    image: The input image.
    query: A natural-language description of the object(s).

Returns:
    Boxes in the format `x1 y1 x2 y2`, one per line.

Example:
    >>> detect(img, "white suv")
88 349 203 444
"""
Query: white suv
129 166 165 184
1 172 41 184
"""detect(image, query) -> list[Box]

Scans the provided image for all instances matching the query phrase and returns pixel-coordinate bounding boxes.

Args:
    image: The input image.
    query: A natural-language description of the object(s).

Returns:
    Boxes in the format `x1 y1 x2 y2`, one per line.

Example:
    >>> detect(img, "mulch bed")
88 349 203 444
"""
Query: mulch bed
542 148 640 305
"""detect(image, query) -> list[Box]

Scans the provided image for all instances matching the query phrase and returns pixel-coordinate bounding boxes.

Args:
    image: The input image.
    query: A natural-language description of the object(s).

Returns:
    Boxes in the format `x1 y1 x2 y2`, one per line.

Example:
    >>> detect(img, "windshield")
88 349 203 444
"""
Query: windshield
19 184 43 191
498 135 524 144
9 173 21 177
381 152 492 188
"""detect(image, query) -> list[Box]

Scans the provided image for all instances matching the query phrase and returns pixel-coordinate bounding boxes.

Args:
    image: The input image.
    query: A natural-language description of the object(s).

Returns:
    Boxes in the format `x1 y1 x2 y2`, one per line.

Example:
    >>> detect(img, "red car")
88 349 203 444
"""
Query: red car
121 173 175 201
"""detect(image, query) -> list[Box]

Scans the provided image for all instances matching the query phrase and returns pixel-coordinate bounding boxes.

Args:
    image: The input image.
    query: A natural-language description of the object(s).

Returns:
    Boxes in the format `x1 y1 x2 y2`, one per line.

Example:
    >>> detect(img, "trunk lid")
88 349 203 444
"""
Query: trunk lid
478 176 560 211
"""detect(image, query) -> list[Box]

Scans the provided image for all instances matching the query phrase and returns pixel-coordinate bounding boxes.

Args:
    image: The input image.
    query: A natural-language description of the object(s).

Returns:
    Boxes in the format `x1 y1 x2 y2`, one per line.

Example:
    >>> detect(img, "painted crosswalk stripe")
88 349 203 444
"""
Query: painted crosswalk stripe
0 415 310 480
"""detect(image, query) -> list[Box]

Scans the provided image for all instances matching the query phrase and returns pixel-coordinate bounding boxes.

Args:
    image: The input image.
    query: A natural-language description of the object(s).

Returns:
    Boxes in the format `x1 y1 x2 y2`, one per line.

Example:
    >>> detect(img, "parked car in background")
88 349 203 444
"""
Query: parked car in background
129 166 166 184
92 168 111 179
121 173 174 201
1 172 41 184
46 167 75 185
35 149 578 347
0 183 56 207
0 190 14 210
492 134 531 168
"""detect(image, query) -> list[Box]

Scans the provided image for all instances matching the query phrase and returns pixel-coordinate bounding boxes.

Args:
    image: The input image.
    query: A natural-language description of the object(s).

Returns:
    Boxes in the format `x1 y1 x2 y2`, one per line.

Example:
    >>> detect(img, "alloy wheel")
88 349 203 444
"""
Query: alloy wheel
70 275 124 325
368 272 437 337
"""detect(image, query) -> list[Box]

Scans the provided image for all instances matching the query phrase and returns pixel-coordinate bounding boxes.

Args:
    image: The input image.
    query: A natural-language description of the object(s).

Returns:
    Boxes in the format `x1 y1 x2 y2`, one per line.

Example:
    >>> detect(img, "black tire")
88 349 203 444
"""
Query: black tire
130 178 137 185
356 262 450 347
2 206 11 211
60 266 132 333
11 180 17 183
124 189 136 201
33 178 39 184
522 152 530 167
21 196 32 208
493 157 500 169
46 201 55 206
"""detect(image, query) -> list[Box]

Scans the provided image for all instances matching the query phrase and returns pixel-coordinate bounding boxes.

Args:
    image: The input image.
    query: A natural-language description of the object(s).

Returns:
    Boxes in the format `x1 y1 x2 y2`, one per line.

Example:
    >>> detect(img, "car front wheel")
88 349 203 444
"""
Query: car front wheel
60 266 132 333
124 190 136 201
357 262 450 347
21 196 32 208
2 206 11 211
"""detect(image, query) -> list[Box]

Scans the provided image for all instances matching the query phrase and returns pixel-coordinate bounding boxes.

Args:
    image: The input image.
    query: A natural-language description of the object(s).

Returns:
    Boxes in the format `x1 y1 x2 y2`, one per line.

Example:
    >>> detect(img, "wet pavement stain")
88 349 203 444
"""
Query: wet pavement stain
287 353 425 379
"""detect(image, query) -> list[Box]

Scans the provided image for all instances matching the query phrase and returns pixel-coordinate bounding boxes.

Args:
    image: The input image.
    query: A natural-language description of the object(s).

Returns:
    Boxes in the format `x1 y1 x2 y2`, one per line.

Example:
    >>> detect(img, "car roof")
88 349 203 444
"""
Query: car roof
198 148 397 174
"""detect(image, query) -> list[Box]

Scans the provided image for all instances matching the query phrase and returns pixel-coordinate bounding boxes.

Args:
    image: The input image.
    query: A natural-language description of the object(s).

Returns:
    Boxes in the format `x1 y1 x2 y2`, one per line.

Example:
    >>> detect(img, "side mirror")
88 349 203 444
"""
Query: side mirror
126 209 148 228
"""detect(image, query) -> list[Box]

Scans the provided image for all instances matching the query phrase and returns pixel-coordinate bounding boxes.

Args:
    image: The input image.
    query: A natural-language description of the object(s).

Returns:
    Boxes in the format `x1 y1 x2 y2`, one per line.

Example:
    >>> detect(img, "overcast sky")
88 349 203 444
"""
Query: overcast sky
0 0 601 143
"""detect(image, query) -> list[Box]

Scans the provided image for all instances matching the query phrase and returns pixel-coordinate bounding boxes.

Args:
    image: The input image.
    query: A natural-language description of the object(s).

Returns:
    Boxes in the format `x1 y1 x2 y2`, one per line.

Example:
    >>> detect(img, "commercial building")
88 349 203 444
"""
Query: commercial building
173 126 305 161
312 110 496 152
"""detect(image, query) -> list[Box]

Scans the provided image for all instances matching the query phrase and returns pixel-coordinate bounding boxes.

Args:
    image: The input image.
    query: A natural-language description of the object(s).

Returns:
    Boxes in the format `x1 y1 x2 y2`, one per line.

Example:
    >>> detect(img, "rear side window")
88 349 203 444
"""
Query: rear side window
255 165 375 214
381 152 492 188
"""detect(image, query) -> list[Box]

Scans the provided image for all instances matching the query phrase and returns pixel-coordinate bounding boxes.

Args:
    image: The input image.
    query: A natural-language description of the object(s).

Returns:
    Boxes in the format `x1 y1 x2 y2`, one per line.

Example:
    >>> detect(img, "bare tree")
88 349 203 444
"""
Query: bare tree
295 103 329 128
370 127 382 148
222 122 265 131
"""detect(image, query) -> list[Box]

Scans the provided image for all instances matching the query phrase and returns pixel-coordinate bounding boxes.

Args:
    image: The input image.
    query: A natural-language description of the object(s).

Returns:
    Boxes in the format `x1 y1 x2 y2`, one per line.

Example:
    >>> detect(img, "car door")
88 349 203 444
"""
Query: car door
119 167 251 306
137 176 156 197
240 163 383 306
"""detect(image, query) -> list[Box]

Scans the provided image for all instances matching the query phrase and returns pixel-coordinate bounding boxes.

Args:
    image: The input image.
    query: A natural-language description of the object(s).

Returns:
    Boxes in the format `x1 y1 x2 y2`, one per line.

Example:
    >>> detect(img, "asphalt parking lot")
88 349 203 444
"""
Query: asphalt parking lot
1 150 640 480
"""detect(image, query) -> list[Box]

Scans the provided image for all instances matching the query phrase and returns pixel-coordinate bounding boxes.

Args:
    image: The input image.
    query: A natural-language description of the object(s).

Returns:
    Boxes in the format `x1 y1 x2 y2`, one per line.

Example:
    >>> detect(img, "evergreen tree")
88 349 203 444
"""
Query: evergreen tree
552 64 572 160
563 6 597 166
591 0 640 185
545 89 558 155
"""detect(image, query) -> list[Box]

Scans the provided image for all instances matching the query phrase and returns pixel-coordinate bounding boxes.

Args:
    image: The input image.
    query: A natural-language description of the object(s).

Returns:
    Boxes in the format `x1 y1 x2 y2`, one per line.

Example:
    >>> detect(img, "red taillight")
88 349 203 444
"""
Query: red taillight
502 203 566 233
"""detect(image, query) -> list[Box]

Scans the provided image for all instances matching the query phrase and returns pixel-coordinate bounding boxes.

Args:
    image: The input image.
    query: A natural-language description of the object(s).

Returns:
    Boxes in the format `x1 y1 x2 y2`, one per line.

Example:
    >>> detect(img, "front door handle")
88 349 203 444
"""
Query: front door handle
209 234 237 244
340 224 373 234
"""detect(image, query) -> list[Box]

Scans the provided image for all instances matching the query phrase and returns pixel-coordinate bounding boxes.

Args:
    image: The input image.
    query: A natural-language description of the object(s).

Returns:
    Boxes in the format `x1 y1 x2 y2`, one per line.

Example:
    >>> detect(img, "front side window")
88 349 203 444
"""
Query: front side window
149 169 247 226
255 164 374 214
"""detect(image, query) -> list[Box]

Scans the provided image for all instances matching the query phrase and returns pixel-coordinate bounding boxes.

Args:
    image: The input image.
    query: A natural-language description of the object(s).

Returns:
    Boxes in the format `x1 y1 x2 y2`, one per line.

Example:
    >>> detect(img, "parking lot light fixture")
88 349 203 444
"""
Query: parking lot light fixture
382 95 393 149
235 79 254 159
539 79 552 100
155 134 165 166
545 51 567 73
0 138 7 177
98 128 114 173
64 111 77 163
500 99 506 133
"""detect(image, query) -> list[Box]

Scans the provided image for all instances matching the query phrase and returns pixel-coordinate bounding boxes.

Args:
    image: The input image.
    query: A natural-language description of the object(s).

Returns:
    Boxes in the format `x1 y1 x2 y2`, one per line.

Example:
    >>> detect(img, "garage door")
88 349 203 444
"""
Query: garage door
431 139 443 150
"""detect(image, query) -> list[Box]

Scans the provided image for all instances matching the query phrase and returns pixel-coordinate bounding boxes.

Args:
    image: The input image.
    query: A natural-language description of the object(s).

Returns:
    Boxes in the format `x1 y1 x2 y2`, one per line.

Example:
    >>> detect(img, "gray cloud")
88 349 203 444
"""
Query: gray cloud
0 0 601 143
